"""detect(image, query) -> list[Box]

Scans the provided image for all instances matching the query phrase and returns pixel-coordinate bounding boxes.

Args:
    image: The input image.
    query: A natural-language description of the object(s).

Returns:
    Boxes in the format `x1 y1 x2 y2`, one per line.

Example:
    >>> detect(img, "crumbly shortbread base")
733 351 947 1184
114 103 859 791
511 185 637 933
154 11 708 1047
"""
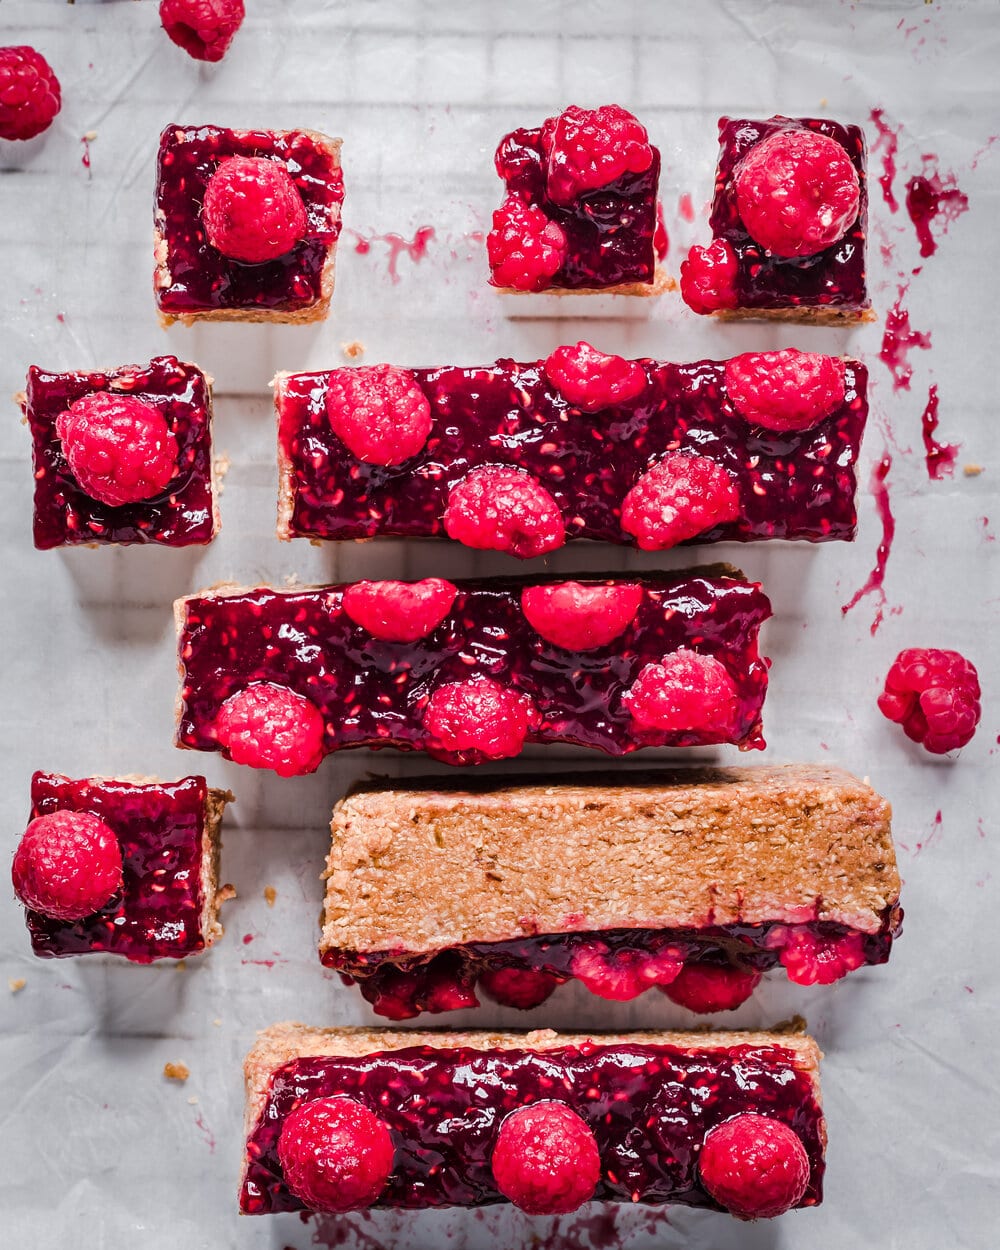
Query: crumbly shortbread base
715 304 877 326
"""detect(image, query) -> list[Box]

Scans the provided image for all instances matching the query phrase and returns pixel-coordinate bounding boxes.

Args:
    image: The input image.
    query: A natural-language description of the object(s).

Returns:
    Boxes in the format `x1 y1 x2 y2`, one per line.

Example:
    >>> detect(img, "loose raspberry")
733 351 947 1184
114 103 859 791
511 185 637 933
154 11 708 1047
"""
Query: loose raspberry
680 239 739 314
734 128 861 258
541 105 654 206
325 365 432 467
202 155 307 264
771 926 867 986
660 962 761 1014
159 0 245 63
624 650 739 738
521 582 643 651
492 1103 601 1214
0 46 60 142
443 466 566 559
878 647 982 754
543 342 647 413
479 967 560 1010
699 1114 810 1219
725 349 846 432
55 392 179 507
487 195 567 291
214 682 326 776
342 579 456 643
278 1096 394 1213
424 678 534 762
621 453 739 550
569 941 683 1001
12 811 123 922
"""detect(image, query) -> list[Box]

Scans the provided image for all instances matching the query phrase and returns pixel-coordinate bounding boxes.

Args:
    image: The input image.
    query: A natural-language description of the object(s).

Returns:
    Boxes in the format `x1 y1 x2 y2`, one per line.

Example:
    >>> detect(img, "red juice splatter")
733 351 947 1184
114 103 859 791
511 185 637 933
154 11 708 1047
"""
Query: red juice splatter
920 384 960 479
350 227 436 282
194 1113 216 1153
80 134 93 171
869 108 901 212
970 135 998 170
678 192 695 222
353 234 372 255
841 454 896 635
653 201 668 259
981 517 996 543
905 161 969 257
880 286 931 390
242 932 254 944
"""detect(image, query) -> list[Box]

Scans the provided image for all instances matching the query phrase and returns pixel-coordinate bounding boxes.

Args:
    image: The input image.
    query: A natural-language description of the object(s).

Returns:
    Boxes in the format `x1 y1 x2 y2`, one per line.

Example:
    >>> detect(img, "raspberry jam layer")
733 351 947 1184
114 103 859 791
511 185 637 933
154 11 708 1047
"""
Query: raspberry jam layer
24 773 211 962
277 356 867 545
154 124 343 318
24 356 215 549
241 1040 824 1213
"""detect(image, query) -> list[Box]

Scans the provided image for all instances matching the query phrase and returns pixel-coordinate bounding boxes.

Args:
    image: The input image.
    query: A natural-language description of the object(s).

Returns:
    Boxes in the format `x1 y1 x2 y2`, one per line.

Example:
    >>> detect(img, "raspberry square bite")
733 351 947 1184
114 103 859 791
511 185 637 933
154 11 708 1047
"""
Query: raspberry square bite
20 355 218 549
154 123 343 325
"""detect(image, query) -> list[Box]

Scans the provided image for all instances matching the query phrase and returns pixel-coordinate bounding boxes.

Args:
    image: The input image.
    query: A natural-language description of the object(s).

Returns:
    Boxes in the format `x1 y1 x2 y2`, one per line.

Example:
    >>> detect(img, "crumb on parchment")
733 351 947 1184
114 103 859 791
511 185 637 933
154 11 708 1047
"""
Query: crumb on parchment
264 885 277 907
164 1061 190 1082
341 340 366 359
9 978 26 993
963 463 983 477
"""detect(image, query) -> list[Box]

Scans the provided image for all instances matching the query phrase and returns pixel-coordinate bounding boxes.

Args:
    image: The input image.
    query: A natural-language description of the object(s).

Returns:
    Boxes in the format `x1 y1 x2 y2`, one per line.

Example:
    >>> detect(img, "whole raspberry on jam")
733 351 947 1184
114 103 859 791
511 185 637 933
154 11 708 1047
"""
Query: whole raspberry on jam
479 967 560 1010
569 942 683 1001
487 195 567 291
424 678 534 762
278 1096 394 1213
214 682 326 776
342 579 457 643
725 349 846 432
325 365 432 466
679 239 738 314
159 0 245 63
55 392 179 507
12 811 123 922
491 1102 601 1214
660 962 761 1014
443 466 566 559
202 155 308 264
541 105 653 207
878 648 982 754
624 650 739 738
0 46 61 141
621 453 740 550
521 582 643 651
543 342 647 413
699 1113 810 1219
734 128 861 258
772 926 867 986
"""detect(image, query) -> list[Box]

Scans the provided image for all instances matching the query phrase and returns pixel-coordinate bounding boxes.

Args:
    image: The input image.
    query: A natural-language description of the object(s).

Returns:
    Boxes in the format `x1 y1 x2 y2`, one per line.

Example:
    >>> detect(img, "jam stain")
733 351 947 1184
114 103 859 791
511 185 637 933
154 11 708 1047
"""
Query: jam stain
869 108 901 212
841 454 896 636
350 227 435 283
678 192 695 222
905 162 969 257
879 286 931 391
920 384 960 480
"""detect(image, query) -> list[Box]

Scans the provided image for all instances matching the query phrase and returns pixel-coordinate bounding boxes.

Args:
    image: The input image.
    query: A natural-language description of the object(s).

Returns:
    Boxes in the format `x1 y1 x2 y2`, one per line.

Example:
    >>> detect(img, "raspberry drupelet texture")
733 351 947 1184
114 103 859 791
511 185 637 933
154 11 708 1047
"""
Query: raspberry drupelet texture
487 195 567 291
214 682 326 776
491 1102 601 1214
12 811 123 922
772 926 867 986
342 579 457 643
159 0 245 63
541 104 654 206
443 466 566 558
521 582 643 651
679 239 739 314
543 342 647 412
325 365 432 466
364 960 479 1020
878 648 982 754
699 1113 810 1219
569 941 683 1001
625 650 739 738
202 155 308 264
478 967 561 1010
725 349 846 432
277 1096 395 1213
55 392 179 507
621 453 740 550
661 962 762 1014
0 46 61 141
424 677 535 763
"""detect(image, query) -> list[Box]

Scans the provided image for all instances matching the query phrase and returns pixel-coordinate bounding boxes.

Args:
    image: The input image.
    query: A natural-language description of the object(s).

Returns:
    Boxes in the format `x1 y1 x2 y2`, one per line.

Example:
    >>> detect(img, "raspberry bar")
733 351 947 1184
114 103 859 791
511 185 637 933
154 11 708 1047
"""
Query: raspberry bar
174 570 771 773
242 1023 825 1218
13 773 233 962
154 123 343 325
275 347 867 553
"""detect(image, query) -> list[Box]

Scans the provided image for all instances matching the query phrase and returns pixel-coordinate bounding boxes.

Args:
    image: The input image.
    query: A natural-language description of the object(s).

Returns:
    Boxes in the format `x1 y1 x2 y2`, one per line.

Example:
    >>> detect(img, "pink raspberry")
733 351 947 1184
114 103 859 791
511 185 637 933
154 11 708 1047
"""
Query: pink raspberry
487 195 567 291
521 581 643 651
214 682 326 776
159 0 245 63
725 349 846 432
478 967 560 1010
624 650 739 738
621 453 740 550
772 927 867 986
543 342 647 413
424 678 534 762
878 648 982 754
0 46 61 141
443 466 566 559
342 579 456 643
12 811 123 921
55 392 179 507
734 128 861 258
699 1114 810 1219
680 239 739 314
491 1103 601 1214
277 1096 394 1213
660 962 761 1014
202 155 307 264
325 365 432 467
569 942 683 1001
541 105 653 206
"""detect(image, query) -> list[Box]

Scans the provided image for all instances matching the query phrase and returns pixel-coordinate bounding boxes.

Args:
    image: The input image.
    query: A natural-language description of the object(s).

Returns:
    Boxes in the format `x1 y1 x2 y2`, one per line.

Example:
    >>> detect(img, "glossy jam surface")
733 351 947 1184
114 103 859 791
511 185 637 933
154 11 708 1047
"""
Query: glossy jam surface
241 1041 824 1213
24 773 209 962
711 116 869 312
155 124 343 316
26 356 215 549
279 358 867 544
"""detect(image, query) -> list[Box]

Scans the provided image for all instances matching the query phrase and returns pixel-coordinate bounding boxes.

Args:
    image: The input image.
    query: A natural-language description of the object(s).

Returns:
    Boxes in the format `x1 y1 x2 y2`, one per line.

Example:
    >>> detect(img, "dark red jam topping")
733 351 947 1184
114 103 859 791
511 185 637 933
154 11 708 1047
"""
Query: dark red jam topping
24 773 210 962
278 357 867 546
154 124 343 317
25 356 215 549
241 1041 824 1213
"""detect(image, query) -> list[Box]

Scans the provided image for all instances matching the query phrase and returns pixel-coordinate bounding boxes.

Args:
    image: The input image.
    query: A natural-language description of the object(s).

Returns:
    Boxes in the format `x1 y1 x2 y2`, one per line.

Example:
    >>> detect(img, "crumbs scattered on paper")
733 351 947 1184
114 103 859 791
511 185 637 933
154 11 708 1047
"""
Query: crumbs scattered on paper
9 978 26 994
341 340 366 359
164 1061 190 1082
264 885 277 907
964 463 983 477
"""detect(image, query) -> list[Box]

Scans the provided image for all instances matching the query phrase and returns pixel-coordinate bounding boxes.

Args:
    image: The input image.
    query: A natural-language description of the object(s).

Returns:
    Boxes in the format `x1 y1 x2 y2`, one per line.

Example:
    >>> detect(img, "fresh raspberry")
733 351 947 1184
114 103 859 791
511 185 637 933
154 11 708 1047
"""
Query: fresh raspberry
277 1096 394 1213
325 365 432 467
878 648 982 754
660 962 761 1014
569 941 683 1001
159 0 245 63
424 678 534 762
214 682 326 776
443 466 566 559
699 1114 809 1219
366 962 478 1020
679 239 739 314
624 650 739 738
734 128 861 258
725 349 846 432
12 811 123 922
771 926 867 986
0 46 60 141
487 195 567 291
621 453 740 550
521 582 643 651
202 155 307 264
55 392 179 507
491 1103 601 1214
543 342 647 413
479 967 560 1010
342 579 456 643
541 105 653 206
